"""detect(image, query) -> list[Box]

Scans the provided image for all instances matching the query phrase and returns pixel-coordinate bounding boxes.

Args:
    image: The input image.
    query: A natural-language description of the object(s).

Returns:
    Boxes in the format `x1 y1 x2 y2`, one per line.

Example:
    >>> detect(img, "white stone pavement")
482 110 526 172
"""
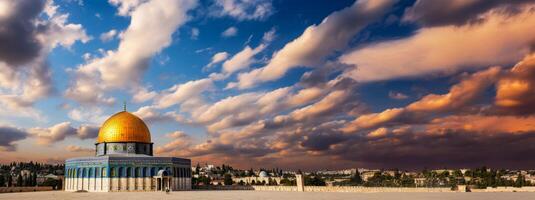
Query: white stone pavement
2 191 535 200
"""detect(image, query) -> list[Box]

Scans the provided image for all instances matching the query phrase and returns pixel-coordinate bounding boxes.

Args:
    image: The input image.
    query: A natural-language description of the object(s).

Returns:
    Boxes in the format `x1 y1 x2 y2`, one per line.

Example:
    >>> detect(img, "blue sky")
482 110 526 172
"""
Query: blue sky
1 0 535 170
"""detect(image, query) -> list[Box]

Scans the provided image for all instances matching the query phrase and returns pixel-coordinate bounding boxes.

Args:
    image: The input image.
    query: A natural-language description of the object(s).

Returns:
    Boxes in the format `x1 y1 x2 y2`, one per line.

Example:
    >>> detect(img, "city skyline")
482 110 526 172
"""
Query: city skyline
1 0 535 170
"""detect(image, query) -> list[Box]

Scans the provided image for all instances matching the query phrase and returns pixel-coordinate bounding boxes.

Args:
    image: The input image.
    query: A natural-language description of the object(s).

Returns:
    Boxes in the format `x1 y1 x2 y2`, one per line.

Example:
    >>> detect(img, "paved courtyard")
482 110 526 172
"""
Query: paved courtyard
2 191 535 200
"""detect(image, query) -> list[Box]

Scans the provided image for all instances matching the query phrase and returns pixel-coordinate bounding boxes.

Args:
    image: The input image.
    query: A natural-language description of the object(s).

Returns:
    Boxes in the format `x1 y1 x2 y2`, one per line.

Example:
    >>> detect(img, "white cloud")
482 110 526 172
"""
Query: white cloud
205 52 229 69
340 5 535 82
66 0 198 105
108 0 147 16
190 27 199 40
221 26 238 37
100 29 117 42
222 44 265 74
229 0 397 89
68 107 107 124
155 78 213 109
210 0 273 21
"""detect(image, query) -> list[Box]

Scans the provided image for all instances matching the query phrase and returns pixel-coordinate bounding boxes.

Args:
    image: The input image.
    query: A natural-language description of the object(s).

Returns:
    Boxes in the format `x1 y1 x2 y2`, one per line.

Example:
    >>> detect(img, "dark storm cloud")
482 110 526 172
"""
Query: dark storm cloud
403 0 535 27
0 126 28 151
0 0 46 66
334 129 535 169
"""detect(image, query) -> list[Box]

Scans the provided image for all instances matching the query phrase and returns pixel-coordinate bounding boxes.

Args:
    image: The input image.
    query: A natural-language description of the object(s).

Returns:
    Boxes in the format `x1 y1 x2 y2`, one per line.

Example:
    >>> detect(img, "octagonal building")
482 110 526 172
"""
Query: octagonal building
65 107 191 192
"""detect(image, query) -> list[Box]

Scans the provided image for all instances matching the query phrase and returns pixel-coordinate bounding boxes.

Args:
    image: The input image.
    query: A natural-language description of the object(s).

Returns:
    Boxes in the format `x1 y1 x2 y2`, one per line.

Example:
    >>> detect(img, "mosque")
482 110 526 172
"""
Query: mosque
64 106 191 192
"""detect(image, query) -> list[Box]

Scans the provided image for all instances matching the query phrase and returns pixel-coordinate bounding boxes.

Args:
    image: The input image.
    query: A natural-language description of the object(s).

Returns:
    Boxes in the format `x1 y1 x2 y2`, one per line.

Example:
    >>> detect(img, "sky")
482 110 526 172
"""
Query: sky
1 0 535 171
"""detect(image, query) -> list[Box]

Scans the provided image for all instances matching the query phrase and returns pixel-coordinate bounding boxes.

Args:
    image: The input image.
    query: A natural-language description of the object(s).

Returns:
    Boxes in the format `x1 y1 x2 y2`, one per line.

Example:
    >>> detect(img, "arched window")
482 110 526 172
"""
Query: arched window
82 168 86 178
111 167 116 177
118 167 123 177
126 167 132 177
142 167 147 177
76 168 80 178
150 167 156 177
102 167 107 178
95 167 100 178
136 167 141 177
88 168 93 177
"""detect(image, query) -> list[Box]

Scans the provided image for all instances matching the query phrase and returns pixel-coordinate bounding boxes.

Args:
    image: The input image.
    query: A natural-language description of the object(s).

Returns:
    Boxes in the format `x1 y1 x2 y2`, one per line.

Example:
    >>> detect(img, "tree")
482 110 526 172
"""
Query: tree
223 174 233 186
32 173 37 186
515 175 526 188
0 175 4 187
305 175 326 186
7 174 12 187
16 175 22 187
349 172 363 185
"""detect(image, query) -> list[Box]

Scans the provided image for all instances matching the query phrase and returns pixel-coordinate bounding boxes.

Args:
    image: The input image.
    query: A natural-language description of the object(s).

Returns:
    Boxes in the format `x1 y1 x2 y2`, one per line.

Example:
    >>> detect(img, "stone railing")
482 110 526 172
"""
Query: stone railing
0 186 54 193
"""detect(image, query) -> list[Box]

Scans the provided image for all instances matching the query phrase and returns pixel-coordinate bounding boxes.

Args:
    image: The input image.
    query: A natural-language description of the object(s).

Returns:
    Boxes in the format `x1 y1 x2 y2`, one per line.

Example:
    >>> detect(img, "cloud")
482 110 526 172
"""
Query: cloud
0 0 89 114
155 78 213 109
403 0 535 27
28 122 100 145
155 131 192 155
221 26 238 37
342 67 501 133
0 0 44 66
229 0 397 89
222 44 265 74
0 126 28 151
133 106 187 124
108 0 147 16
76 125 99 139
100 29 117 42
68 107 107 124
29 122 77 145
388 91 408 100
341 5 535 82
190 27 199 40
205 52 229 69
65 145 93 153
66 0 198 105
496 53 535 115
210 0 273 21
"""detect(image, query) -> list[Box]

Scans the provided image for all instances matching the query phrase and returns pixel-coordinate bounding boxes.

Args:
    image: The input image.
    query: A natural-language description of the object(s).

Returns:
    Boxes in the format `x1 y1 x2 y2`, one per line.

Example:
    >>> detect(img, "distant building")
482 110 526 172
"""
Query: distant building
233 171 283 185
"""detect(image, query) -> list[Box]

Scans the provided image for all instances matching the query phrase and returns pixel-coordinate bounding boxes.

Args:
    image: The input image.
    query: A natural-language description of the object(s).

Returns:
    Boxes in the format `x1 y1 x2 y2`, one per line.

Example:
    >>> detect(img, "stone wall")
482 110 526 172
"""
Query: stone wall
0 187 54 193
471 186 535 192
304 186 452 192
195 185 452 192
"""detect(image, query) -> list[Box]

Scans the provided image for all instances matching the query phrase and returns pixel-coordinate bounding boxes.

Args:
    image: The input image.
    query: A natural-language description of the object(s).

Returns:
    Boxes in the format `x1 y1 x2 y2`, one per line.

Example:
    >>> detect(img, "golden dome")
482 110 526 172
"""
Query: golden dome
97 111 151 143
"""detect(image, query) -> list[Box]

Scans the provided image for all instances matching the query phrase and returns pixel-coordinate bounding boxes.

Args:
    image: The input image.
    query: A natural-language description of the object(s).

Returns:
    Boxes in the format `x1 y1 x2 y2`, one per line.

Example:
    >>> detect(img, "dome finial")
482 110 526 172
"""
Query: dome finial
123 101 127 112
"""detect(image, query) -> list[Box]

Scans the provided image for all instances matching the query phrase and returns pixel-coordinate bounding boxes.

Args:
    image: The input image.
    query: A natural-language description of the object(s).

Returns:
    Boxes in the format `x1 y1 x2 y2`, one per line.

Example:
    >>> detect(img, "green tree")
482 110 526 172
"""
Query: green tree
349 172 363 185
16 175 22 187
305 174 326 186
223 173 233 185
515 175 526 188
7 174 12 187
0 175 4 187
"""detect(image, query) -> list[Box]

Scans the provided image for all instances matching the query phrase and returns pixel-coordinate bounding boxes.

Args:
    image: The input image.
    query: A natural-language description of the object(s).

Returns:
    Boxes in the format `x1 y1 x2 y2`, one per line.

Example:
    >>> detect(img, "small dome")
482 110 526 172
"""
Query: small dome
97 111 151 143
259 171 268 177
